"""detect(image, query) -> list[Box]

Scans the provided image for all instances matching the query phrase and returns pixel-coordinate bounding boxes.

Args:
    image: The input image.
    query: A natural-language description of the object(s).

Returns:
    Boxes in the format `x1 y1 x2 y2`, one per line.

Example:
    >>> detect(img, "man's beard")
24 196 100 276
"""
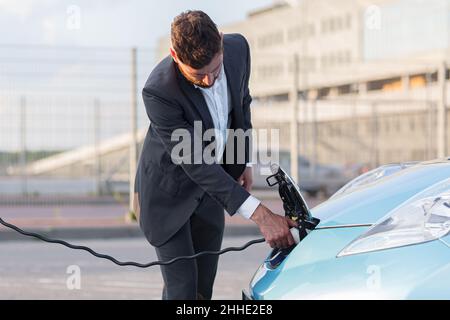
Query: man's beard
177 64 217 89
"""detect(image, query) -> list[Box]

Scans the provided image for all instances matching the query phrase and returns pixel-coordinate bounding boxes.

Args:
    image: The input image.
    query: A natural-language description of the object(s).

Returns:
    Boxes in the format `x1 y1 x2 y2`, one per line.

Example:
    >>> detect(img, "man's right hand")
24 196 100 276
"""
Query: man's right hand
250 204 298 248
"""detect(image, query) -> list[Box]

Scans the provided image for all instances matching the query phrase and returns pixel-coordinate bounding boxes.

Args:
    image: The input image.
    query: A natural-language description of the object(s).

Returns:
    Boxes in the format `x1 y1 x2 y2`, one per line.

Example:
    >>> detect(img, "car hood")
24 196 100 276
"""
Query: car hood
312 159 450 227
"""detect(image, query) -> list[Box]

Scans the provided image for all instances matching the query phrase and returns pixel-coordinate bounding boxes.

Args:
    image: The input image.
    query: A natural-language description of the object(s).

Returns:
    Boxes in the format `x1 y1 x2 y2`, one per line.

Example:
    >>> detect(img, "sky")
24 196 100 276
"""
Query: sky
0 0 275 152
0 0 274 48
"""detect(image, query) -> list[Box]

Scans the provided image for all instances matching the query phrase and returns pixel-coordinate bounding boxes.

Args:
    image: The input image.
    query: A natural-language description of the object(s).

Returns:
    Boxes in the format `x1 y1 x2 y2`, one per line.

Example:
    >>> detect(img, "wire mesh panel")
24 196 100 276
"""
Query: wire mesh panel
0 45 153 216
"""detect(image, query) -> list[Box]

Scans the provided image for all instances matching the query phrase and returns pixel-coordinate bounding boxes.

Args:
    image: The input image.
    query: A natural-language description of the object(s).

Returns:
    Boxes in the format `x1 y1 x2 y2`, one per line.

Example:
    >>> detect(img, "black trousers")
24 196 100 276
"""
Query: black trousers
153 194 224 300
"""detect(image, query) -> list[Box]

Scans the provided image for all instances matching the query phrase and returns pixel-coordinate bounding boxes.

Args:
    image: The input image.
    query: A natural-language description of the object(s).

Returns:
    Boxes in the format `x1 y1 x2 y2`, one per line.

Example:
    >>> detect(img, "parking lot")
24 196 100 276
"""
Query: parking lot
0 236 269 299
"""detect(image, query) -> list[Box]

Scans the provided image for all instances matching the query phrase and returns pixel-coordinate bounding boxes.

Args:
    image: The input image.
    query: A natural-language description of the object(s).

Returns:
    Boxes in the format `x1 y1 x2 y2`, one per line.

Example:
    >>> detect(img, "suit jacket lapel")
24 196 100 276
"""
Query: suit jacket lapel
174 38 243 133
223 46 243 130
176 62 215 131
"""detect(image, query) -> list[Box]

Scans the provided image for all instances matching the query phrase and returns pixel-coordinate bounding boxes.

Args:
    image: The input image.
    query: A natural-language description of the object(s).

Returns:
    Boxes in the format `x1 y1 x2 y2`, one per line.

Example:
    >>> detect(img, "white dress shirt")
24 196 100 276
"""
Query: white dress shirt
194 64 260 219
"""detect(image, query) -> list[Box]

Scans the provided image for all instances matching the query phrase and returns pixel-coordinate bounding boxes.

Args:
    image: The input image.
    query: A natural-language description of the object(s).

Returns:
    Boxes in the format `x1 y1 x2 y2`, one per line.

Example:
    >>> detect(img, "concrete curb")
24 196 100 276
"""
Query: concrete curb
0 224 261 242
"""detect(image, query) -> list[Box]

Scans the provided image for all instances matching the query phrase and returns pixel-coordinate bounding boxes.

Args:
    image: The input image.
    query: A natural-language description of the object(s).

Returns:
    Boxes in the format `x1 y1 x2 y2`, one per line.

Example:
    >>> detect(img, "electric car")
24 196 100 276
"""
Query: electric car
244 158 450 299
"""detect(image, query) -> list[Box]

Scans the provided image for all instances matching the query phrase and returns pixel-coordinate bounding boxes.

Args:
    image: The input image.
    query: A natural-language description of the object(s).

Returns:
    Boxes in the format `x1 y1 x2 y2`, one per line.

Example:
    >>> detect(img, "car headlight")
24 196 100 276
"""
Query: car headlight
250 264 268 288
337 178 450 257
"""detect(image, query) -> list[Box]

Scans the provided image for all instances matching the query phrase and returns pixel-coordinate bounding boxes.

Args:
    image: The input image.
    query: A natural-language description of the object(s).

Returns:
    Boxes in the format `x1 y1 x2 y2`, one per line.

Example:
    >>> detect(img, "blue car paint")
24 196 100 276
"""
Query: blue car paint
251 227 450 299
249 160 450 299
315 162 450 226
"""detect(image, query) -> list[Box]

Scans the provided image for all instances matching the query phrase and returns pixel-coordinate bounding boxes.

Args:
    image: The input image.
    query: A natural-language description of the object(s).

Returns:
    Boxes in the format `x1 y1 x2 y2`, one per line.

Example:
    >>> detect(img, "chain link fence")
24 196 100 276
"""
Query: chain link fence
0 45 449 209
0 45 153 210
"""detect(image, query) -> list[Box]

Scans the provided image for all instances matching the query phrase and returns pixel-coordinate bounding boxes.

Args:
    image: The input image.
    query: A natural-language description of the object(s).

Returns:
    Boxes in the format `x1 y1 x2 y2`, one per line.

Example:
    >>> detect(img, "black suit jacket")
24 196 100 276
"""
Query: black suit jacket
135 33 253 246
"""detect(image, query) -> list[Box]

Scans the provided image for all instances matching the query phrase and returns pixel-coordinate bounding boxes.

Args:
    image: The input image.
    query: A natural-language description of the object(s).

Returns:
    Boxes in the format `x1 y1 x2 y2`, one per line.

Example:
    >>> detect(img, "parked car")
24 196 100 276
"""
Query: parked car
252 151 360 197
244 158 450 299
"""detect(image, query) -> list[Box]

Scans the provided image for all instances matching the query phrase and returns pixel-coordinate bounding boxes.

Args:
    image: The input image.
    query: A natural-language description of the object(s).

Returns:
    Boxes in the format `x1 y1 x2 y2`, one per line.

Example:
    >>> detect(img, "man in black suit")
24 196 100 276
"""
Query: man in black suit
134 10 297 300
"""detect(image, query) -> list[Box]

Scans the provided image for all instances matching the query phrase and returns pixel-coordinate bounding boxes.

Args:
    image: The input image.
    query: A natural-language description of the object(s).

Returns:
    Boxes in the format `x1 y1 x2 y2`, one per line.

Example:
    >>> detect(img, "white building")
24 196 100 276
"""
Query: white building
158 0 450 165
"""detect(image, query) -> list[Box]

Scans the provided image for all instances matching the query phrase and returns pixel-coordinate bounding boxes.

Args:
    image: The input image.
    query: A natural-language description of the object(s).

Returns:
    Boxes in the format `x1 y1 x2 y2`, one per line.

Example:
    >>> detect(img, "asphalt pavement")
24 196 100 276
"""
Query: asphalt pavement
0 190 327 299
0 236 269 300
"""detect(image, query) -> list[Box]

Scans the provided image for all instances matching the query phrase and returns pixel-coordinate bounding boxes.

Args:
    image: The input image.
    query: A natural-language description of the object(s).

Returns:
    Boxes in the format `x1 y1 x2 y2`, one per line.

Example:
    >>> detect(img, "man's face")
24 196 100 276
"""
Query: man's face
171 50 223 89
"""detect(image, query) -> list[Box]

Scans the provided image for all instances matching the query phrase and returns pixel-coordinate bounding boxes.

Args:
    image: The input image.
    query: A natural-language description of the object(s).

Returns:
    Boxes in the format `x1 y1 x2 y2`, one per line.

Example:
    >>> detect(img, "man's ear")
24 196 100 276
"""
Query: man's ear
169 47 178 63
219 32 224 51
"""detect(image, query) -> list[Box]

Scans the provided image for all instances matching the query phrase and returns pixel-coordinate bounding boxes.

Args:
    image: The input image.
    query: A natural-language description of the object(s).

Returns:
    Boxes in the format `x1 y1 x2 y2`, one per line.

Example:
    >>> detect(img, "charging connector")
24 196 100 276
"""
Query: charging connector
290 227 300 245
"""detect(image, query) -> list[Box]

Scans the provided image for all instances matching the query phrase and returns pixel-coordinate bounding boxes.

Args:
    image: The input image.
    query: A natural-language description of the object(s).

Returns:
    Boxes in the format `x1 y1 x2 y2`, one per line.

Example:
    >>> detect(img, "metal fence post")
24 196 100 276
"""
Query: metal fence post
437 61 447 158
129 47 138 213
94 98 101 195
425 72 433 159
371 102 379 168
20 95 27 195
311 98 317 178
290 54 299 183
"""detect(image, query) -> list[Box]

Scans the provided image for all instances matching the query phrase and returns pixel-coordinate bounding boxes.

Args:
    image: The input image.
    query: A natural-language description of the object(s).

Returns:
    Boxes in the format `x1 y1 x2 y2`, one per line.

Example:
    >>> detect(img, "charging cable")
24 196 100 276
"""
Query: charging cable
0 217 266 268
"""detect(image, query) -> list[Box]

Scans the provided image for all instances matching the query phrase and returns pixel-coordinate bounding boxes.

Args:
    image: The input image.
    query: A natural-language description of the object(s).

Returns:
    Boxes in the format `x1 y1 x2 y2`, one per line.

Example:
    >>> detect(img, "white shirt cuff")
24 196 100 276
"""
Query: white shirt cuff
236 195 260 219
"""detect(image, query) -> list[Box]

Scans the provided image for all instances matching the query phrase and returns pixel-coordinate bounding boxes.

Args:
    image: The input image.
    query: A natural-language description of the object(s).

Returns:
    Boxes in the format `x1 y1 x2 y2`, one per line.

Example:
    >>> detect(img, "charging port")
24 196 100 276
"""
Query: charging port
264 164 321 269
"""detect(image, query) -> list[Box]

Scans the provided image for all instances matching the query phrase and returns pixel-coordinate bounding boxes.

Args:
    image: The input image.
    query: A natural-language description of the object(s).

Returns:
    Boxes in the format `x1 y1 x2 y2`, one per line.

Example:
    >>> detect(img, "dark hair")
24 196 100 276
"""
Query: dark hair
171 10 222 69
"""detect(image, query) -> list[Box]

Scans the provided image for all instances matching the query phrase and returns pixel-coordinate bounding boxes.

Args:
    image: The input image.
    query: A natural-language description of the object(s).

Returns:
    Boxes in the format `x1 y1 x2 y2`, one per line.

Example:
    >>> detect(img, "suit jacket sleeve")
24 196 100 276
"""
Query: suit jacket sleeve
142 87 250 215
241 35 253 164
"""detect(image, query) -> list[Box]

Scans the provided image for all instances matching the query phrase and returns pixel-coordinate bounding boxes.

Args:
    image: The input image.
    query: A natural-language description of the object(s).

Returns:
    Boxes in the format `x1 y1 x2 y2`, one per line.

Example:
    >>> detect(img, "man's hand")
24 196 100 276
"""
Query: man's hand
250 204 298 248
238 166 253 192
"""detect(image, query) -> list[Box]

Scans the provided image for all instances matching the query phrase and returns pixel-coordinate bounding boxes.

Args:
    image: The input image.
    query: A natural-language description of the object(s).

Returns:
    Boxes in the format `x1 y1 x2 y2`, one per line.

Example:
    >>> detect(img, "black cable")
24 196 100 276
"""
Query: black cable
0 217 265 268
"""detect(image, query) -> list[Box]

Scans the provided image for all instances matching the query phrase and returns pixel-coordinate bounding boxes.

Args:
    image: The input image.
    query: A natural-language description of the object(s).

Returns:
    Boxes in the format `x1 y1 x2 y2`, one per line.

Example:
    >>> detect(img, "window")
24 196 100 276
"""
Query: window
308 57 316 71
329 18 335 32
258 31 284 49
336 17 343 30
337 51 343 64
321 15 352 34
329 53 336 66
321 55 328 69
345 51 352 63
287 25 302 41
321 19 328 33
409 117 416 131
346 13 352 29
257 63 284 79
309 23 315 36
385 119 390 133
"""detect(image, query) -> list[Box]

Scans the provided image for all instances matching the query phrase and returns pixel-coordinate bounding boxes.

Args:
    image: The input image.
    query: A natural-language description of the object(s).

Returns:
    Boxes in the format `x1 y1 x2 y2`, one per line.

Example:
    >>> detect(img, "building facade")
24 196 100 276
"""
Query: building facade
158 0 450 166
